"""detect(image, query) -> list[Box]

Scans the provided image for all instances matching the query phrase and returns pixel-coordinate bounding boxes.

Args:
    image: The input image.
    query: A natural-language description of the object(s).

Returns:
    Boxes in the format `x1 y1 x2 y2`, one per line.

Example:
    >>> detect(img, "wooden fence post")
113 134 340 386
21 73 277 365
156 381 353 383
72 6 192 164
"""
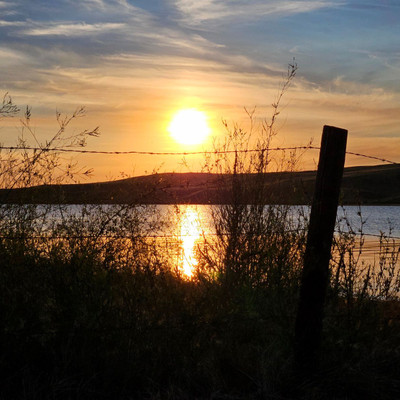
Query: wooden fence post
294 125 348 373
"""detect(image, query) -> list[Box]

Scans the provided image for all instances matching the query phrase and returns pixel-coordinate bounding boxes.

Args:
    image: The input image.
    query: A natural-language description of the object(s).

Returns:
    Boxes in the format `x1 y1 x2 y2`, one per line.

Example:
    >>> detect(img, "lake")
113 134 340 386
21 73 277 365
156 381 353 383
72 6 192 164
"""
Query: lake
1 204 399 278
156 204 400 277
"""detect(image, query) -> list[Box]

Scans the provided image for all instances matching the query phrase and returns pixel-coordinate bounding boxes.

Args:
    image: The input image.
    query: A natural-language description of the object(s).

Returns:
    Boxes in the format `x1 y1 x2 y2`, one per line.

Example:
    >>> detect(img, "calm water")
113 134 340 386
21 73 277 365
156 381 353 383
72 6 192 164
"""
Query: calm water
33 204 400 237
4 204 400 277
335 206 400 237
159 205 400 276
163 204 400 237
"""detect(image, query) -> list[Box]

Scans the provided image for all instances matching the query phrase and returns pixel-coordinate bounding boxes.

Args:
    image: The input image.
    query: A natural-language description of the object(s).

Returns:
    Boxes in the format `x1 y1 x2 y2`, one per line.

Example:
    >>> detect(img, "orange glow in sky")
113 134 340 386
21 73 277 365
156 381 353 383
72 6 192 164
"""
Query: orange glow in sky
0 1 399 180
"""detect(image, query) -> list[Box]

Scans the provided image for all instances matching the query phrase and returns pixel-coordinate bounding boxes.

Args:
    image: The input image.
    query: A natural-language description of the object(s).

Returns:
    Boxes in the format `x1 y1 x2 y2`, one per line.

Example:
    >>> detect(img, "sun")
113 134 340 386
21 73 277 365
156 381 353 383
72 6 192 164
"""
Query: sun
168 109 210 146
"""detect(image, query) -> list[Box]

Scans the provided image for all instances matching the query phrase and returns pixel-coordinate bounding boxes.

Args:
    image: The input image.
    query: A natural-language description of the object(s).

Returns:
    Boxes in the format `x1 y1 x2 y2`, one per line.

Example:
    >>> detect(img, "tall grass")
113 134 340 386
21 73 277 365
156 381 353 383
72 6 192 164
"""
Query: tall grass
1 79 400 399
198 61 307 289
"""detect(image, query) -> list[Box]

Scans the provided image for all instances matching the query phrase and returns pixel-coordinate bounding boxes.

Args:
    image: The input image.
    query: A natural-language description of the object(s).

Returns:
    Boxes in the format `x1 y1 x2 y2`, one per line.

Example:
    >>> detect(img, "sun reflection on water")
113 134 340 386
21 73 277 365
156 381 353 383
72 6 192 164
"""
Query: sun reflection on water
177 205 202 277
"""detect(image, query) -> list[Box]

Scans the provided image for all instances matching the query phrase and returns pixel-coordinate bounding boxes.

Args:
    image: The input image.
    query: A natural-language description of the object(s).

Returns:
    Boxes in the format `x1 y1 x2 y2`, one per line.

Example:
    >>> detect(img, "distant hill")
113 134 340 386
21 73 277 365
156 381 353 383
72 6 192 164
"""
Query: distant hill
1 164 400 205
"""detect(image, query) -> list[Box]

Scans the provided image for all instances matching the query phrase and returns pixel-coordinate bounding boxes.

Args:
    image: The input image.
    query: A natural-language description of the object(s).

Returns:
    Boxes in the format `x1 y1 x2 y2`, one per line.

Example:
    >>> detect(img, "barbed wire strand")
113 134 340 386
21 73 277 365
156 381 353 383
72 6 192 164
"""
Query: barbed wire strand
345 151 399 165
0 230 399 241
0 145 318 155
0 145 398 165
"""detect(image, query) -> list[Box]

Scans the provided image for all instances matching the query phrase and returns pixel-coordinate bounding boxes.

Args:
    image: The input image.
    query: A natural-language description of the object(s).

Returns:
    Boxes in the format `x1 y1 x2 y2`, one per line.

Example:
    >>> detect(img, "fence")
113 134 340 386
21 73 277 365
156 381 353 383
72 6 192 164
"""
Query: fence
0 144 398 165
0 139 399 246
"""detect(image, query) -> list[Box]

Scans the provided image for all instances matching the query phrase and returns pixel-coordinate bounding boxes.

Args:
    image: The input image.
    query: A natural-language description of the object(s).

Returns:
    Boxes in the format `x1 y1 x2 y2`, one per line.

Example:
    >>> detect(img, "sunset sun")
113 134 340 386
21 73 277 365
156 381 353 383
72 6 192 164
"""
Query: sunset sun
168 109 210 146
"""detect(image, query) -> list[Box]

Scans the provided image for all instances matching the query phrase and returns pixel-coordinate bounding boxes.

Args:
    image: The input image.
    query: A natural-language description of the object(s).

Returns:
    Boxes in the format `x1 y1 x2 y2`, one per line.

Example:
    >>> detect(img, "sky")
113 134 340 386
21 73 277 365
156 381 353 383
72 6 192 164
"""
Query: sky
0 0 399 181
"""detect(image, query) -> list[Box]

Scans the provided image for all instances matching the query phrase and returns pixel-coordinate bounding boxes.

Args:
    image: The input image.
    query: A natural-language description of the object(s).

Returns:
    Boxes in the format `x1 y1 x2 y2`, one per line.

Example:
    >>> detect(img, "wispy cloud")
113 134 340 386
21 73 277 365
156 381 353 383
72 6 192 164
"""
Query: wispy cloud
173 0 343 25
0 47 27 64
76 0 154 22
0 0 18 16
20 22 126 37
79 0 138 12
0 20 25 27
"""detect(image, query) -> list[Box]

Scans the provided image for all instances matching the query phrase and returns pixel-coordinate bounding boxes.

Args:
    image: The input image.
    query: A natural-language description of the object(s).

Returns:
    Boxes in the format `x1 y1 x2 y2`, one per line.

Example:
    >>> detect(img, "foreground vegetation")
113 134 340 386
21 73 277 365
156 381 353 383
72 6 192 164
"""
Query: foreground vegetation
0 203 400 400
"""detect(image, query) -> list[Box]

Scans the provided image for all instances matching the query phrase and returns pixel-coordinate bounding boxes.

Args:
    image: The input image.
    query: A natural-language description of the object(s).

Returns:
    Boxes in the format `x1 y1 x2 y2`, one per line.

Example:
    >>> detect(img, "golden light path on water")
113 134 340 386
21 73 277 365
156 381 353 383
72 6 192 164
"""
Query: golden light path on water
169 205 400 279
176 205 203 277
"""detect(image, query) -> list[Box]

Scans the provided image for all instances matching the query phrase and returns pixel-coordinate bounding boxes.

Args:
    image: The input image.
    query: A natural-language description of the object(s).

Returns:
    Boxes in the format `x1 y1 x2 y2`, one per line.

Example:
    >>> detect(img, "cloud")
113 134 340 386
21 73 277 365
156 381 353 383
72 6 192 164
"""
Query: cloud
0 0 18 16
0 20 25 27
173 0 343 25
5 11 228 66
79 0 107 9
79 0 138 12
74 0 155 22
0 47 27 65
20 22 126 37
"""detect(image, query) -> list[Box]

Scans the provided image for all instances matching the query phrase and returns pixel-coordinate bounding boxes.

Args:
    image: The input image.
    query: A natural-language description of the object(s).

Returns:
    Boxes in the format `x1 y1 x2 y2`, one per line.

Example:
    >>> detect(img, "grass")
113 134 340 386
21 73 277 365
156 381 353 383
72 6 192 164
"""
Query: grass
0 225 296 399
0 206 400 399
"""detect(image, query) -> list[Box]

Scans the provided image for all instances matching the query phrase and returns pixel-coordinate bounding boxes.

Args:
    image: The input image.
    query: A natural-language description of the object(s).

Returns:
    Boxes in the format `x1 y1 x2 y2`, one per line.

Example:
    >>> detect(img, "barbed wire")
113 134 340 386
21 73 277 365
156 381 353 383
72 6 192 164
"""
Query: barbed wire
0 145 398 165
0 145 318 156
0 230 399 241
345 151 398 165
